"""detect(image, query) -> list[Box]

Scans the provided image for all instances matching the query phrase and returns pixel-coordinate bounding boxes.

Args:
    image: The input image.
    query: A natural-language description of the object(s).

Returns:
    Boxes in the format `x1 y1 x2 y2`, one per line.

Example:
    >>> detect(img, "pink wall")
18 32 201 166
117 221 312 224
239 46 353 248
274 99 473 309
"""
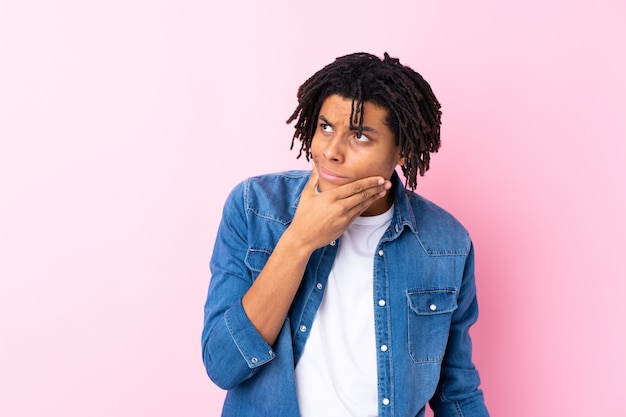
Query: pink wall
1 1 624 416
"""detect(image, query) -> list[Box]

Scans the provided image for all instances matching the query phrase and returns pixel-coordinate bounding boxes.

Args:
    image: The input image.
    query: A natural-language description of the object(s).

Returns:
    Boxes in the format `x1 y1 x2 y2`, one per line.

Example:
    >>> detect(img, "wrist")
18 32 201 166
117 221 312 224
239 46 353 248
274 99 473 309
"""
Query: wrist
280 225 317 257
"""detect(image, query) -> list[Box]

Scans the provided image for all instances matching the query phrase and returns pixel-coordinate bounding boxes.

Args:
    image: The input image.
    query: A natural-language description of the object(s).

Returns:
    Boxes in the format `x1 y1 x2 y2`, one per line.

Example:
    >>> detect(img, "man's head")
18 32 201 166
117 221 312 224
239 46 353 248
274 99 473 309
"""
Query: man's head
287 52 442 190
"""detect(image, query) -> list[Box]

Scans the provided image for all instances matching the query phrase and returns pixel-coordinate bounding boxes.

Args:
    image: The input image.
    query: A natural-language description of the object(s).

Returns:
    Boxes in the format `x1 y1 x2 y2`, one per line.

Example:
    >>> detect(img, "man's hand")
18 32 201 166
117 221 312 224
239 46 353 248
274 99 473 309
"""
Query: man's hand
287 166 392 252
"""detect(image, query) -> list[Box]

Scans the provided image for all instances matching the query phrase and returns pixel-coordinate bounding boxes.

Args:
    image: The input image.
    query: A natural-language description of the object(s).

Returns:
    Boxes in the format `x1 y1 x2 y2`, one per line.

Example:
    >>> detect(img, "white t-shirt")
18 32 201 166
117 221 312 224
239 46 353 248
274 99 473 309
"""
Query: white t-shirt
295 206 393 417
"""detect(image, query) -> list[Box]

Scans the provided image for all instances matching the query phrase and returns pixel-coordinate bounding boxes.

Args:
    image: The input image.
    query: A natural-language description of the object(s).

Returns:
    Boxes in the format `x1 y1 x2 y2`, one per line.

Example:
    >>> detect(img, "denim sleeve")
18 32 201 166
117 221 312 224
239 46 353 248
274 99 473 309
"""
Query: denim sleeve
201 181 276 390
429 243 490 417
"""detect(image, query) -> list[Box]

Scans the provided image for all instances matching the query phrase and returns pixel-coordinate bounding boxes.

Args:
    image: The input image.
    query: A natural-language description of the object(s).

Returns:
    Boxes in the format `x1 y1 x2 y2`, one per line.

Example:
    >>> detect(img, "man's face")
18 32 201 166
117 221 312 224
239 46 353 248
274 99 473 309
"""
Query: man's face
310 94 404 216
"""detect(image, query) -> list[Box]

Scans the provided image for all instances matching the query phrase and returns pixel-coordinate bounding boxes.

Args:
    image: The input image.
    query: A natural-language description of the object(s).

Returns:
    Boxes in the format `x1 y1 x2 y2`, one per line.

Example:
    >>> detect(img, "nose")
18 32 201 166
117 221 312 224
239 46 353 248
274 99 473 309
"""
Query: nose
322 136 345 163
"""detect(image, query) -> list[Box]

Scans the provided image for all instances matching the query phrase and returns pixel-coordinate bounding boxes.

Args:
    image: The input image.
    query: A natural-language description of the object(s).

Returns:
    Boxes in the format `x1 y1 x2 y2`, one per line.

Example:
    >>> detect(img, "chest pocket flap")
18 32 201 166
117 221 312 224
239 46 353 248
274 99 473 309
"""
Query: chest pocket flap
407 289 458 315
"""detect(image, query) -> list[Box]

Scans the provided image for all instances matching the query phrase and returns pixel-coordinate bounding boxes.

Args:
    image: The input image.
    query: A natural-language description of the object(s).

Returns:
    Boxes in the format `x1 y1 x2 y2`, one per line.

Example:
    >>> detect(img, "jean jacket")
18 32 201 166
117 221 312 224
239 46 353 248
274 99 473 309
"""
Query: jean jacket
202 170 488 417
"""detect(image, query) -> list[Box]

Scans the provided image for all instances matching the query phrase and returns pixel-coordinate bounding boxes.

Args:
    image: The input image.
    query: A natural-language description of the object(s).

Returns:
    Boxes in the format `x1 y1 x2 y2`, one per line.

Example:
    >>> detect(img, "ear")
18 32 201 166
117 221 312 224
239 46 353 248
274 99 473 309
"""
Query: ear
396 152 405 166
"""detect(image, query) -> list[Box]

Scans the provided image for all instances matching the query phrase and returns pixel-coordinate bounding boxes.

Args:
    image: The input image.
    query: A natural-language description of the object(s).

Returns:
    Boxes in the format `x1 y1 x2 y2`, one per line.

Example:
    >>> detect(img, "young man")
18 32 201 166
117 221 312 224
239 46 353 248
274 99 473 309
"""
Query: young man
202 52 489 417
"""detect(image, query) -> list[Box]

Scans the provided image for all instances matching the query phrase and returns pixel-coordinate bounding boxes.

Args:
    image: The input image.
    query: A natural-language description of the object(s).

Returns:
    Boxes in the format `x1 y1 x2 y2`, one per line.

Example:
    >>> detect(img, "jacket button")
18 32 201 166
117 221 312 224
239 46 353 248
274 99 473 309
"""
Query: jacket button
378 299 386 307
330 240 336 246
430 304 437 311
378 249 384 256
382 398 390 405
380 345 388 352
299 325 307 332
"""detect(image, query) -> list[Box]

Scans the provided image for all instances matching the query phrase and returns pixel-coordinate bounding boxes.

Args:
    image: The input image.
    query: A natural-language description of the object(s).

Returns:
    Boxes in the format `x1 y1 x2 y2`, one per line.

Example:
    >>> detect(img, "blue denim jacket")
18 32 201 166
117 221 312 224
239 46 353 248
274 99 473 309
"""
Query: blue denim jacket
202 170 488 417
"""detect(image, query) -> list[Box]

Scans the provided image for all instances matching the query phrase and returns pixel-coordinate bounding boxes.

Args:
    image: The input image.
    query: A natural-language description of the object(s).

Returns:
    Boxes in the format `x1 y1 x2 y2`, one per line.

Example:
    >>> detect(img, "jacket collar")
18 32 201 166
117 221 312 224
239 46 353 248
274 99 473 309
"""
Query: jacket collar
388 171 418 239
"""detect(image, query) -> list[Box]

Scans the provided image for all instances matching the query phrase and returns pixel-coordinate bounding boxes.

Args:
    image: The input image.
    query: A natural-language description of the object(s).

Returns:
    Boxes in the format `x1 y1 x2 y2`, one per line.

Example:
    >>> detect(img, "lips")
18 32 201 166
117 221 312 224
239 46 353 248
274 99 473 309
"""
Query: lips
318 165 349 183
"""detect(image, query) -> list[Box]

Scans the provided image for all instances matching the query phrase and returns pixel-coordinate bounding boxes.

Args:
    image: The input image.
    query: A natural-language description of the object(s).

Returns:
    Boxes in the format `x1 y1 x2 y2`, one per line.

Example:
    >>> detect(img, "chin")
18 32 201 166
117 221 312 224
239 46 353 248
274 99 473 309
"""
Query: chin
317 179 342 192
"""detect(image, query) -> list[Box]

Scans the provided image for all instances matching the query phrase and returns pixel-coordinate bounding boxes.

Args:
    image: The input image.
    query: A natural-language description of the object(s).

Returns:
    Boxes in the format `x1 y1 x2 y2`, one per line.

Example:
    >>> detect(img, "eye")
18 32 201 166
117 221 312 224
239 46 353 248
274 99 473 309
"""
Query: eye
354 133 371 142
320 123 333 133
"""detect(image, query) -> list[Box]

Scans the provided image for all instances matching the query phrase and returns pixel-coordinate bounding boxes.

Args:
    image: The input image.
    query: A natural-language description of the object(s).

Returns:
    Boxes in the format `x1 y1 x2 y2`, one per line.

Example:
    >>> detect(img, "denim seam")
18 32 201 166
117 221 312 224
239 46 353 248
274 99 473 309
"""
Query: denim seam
415 232 471 257
292 245 328 354
224 307 271 369
244 248 273 273
381 243 395 417
406 288 457 363
454 401 465 417
246 207 292 225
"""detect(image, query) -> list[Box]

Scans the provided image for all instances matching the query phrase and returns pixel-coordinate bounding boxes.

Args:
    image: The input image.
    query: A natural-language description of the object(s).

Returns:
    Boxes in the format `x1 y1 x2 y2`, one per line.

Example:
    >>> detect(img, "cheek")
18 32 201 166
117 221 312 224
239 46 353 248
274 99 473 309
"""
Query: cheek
310 138 319 156
309 135 324 159
378 154 402 177
381 162 398 178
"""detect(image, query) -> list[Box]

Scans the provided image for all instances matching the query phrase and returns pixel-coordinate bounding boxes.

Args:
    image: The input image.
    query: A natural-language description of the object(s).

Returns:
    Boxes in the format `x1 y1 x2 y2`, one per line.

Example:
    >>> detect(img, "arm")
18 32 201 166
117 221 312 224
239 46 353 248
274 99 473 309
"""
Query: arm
202 169 392 389
429 243 490 416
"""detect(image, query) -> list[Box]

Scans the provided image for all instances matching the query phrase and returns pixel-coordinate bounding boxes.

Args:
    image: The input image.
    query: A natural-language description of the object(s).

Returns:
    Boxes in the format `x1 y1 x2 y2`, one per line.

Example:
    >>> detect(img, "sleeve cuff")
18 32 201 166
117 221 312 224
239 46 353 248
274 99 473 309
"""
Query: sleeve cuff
224 299 276 368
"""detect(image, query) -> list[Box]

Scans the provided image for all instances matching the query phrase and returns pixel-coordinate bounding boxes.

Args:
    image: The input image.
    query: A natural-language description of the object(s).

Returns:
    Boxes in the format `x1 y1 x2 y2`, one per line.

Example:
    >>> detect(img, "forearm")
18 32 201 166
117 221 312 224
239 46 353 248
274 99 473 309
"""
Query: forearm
241 226 315 345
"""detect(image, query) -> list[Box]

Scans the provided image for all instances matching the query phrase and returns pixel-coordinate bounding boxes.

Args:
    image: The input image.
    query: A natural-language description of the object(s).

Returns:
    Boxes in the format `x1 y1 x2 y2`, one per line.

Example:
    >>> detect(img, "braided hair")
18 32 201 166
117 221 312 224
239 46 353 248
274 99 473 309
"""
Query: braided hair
286 52 442 190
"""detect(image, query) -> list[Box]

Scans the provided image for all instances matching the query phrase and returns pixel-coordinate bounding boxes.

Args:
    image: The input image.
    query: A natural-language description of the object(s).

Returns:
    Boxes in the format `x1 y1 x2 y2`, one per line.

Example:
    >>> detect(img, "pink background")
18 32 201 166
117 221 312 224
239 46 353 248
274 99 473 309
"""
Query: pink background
1 1 625 416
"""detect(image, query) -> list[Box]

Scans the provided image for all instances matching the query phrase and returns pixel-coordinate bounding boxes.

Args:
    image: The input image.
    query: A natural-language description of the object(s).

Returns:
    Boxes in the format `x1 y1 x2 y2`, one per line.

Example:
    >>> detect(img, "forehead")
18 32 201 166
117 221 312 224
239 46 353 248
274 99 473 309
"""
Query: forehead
319 94 389 124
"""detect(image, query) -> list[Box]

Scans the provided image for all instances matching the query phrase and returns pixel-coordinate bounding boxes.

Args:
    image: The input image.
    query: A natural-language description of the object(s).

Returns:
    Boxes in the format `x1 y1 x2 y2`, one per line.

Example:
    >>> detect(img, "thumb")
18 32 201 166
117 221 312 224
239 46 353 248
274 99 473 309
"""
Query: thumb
308 165 320 192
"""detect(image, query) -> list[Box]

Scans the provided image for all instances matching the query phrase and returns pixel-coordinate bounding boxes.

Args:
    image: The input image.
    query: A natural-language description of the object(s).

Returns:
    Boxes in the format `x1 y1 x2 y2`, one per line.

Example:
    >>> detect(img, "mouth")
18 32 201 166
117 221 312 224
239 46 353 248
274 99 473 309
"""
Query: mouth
317 165 349 183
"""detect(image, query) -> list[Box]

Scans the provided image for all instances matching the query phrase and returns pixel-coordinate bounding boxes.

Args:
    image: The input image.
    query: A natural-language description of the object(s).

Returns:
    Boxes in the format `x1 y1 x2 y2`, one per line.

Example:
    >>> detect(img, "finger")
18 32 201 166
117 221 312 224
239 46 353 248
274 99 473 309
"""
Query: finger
341 178 392 212
333 176 388 200
307 165 320 192
343 187 390 219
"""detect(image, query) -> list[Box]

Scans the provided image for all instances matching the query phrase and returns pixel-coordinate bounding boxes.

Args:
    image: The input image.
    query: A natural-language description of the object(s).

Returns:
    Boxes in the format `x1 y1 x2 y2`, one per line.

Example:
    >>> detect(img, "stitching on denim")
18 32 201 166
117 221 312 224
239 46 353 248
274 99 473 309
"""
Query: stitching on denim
406 290 455 363
224 312 246 358
380 242 394 416
246 207 292 225
414 228 471 257
292 245 327 346
454 401 465 417
224 307 271 369
243 178 250 216
242 171 305 225
224 310 254 368
244 248 272 272
415 235 469 257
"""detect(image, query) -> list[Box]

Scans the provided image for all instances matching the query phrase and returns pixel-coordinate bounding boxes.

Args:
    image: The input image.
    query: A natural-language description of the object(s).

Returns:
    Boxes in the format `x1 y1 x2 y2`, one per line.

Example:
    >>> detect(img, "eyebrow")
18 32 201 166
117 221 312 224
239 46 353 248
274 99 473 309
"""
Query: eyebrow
318 115 382 135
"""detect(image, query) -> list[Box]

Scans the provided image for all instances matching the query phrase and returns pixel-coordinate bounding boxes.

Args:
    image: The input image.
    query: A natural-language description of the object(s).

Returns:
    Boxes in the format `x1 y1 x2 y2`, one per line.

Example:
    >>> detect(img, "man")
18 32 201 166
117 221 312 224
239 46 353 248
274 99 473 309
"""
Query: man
202 52 489 417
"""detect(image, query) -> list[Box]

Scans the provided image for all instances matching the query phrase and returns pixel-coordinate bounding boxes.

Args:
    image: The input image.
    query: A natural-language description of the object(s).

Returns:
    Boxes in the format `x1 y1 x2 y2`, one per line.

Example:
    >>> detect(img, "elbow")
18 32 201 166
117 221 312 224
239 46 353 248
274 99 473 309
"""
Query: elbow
204 359 239 391
202 341 254 390
206 369 239 391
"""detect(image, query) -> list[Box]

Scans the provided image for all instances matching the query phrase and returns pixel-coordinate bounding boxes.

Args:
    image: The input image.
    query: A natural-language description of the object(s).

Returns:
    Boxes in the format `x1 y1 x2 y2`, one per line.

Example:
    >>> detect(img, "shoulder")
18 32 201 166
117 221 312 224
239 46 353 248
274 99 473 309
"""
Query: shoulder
406 192 471 256
227 170 310 224
226 170 309 198
244 170 310 191
244 170 309 202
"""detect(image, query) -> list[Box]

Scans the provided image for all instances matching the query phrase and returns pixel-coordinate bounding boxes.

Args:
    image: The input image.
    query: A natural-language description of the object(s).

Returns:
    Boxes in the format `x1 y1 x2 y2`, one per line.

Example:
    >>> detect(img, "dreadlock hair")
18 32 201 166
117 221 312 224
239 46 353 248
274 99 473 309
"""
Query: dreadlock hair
286 52 442 191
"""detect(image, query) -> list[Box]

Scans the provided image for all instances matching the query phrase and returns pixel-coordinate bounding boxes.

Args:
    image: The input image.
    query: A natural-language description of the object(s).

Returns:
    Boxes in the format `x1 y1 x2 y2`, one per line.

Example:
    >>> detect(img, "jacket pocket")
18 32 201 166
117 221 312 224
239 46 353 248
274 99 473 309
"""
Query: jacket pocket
244 248 272 280
406 289 458 363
